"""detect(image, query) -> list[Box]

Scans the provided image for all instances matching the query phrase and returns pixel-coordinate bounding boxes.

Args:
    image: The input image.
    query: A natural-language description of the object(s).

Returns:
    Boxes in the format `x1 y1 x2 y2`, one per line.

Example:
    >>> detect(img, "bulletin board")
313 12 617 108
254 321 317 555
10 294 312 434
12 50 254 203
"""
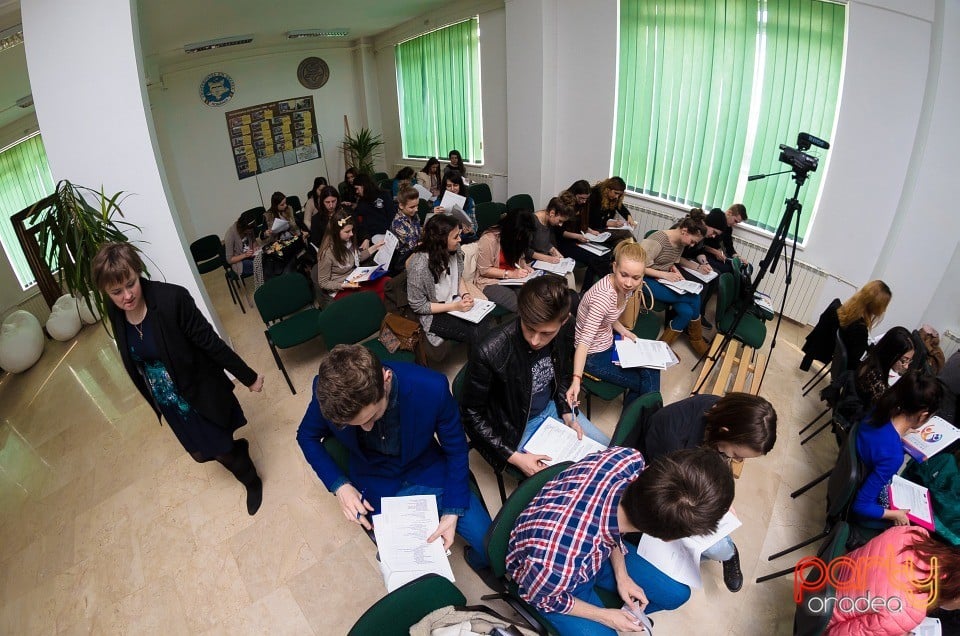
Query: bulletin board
225 95 321 180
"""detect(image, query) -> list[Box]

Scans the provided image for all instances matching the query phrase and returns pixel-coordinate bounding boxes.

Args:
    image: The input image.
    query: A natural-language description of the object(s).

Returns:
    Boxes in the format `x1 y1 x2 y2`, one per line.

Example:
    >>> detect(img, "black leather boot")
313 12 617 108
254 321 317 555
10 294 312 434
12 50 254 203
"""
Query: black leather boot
722 545 743 592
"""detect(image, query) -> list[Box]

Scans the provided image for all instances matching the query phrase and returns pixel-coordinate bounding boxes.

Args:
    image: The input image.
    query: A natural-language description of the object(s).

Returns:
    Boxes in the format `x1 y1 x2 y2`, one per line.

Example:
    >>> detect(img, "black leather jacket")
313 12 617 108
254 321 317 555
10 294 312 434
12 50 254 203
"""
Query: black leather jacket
461 319 574 471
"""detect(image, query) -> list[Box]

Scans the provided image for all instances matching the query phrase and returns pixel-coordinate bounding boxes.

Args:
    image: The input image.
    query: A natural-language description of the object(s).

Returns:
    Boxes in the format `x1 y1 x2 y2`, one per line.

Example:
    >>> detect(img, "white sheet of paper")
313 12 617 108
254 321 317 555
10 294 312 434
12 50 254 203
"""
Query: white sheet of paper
660 279 703 295
681 266 719 283
271 218 290 233
583 231 612 243
373 495 455 592
439 189 467 214
902 416 960 462
522 417 606 465
533 258 577 275
346 265 380 283
413 183 435 202
373 231 399 268
448 299 496 324
579 243 611 256
889 475 935 528
498 270 544 286
636 511 742 589
911 617 942 636
615 338 679 370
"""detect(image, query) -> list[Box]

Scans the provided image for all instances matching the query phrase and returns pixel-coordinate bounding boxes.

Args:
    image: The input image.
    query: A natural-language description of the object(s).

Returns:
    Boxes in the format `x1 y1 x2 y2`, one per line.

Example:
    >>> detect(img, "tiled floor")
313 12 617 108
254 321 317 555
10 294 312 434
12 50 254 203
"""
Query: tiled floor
0 272 840 634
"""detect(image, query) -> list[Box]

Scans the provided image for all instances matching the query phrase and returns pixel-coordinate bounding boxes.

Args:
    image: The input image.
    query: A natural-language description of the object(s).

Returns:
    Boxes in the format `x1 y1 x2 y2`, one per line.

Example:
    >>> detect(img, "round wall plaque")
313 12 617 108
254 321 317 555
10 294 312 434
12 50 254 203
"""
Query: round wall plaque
199 72 236 107
297 57 330 90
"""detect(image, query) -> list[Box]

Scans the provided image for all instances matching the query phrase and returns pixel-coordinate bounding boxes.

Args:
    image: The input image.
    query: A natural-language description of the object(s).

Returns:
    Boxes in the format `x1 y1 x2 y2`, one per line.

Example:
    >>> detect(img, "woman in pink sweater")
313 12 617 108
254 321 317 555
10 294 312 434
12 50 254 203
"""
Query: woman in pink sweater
826 526 960 635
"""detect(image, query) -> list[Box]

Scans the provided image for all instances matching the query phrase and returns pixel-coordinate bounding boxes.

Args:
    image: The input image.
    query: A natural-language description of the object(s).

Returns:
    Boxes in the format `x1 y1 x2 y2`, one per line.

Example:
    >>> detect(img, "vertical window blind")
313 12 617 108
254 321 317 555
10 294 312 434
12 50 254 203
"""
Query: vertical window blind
396 17 484 163
0 133 55 289
613 0 845 242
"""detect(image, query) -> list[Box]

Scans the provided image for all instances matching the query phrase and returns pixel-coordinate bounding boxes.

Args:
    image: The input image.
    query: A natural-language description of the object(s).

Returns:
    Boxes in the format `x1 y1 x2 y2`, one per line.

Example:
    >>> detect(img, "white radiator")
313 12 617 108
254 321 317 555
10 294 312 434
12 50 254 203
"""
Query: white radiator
624 202 827 324
943 330 960 359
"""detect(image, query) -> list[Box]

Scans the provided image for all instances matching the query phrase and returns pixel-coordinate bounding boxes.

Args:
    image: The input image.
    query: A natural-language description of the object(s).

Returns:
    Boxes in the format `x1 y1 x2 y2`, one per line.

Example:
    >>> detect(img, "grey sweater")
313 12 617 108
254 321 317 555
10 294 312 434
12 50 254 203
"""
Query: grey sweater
407 251 465 341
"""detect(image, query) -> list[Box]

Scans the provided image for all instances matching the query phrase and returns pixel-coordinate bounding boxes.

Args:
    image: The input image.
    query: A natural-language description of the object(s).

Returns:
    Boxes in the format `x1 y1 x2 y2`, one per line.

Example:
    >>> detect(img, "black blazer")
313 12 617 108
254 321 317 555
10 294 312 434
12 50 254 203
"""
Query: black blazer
108 278 257 428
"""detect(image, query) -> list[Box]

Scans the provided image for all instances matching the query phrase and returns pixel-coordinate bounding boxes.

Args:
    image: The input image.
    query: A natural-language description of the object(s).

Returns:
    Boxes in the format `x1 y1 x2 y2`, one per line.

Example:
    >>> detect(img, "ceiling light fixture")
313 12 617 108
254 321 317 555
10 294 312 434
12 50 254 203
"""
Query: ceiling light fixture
183 34 254 54
287 29 350 39
0 23 24 51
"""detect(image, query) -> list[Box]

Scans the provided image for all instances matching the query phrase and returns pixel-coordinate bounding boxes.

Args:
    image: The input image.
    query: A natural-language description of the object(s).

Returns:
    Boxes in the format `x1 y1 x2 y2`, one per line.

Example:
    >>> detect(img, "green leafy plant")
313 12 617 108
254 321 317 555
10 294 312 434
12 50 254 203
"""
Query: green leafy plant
341 127 384 176
27 180 143 328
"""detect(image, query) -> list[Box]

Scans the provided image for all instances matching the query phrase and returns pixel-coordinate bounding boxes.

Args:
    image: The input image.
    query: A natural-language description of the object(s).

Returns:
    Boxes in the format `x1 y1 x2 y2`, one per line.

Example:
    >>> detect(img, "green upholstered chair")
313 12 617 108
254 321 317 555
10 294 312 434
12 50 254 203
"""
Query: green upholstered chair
372 171 390 184
348 574 467 636
285 195 302 214
190 234 250 313
581 375 626 418
716 273 767 349
417 199 432 224
505 193 535 213
475 201 504 234
253 273 324 394
315 291 415 364
467 182 492 205
610 391 662 449
790 522 850 634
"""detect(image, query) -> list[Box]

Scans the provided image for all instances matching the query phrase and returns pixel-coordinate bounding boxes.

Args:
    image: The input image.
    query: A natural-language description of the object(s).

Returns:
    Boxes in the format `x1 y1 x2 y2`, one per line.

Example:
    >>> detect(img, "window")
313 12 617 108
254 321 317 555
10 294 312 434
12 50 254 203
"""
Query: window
613 0 846 242
0 133 55 289
396 17 484 164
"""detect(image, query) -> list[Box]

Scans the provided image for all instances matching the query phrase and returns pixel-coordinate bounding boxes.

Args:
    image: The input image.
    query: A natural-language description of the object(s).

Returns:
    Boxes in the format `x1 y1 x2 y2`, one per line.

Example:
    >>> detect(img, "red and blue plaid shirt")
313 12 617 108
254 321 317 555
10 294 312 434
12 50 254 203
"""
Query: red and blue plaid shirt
505 447 645 614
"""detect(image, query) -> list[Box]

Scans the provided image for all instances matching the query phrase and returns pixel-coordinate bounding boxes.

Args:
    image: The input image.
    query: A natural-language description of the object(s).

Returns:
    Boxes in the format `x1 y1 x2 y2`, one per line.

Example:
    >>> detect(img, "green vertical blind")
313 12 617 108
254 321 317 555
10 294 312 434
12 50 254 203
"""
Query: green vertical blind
0 133 55 289
614 0 845 242
396 17 484 163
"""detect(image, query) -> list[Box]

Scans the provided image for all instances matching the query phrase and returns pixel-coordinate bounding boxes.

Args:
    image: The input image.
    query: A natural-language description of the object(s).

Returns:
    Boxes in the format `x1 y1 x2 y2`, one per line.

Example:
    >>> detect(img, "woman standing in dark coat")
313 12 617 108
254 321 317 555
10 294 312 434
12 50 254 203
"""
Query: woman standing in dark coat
92 242 266 514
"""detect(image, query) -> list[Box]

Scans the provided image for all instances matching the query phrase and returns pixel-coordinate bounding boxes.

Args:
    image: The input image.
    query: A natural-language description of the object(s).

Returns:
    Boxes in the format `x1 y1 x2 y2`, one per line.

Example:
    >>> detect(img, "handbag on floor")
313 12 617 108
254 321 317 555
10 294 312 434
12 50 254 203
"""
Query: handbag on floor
378 312 426 365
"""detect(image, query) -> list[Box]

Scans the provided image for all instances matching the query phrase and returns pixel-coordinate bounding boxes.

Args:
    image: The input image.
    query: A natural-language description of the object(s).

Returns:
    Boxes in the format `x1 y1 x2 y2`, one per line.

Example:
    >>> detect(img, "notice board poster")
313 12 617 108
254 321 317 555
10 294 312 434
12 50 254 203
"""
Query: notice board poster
225 96 321 180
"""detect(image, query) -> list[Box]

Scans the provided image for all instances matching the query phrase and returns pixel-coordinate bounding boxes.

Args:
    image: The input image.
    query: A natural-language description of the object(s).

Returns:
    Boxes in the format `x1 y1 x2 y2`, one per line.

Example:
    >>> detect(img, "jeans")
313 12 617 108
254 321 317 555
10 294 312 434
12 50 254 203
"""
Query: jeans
645 277 701 330
584 345 660 407
241 259 254 276
542 551 691 636
700 535 736 562
394 483 492 569
428 312 494 346
518 401 610 449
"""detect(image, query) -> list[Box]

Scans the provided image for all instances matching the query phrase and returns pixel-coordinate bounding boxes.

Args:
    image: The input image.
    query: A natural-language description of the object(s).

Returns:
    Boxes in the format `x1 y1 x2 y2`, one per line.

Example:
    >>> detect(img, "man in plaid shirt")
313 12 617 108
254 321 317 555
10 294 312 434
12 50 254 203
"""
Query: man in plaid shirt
506 446 734 635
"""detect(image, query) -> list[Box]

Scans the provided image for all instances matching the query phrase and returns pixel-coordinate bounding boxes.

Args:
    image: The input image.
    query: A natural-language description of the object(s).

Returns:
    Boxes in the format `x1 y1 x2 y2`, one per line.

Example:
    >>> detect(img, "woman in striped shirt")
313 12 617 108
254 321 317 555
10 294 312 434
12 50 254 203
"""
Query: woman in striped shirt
566 240 659 410
640 216 710 356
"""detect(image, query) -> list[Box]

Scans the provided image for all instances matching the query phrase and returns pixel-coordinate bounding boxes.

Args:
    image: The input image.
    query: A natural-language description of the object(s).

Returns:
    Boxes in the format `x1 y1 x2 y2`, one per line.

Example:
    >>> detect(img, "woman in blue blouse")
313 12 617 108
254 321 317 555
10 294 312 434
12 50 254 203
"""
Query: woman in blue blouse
853 370 942 528
433 173 477 243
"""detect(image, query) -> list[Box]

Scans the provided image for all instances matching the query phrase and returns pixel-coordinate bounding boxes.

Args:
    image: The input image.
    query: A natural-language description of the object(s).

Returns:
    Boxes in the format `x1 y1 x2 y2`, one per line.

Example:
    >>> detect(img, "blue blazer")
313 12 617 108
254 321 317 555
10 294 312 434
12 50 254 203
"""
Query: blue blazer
296 362 470 514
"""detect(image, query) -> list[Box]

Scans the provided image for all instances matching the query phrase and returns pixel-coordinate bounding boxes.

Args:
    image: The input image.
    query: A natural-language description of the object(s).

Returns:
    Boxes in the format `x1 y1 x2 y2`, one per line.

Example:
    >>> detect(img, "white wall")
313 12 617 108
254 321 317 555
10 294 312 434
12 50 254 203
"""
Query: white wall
149 46 363 242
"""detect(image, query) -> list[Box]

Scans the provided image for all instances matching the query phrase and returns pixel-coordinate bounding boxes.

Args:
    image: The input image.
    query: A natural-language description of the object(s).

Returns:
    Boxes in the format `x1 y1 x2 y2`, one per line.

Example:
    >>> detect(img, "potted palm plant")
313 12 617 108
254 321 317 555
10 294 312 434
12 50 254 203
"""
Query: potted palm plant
341 127 384 175
18 180 142 327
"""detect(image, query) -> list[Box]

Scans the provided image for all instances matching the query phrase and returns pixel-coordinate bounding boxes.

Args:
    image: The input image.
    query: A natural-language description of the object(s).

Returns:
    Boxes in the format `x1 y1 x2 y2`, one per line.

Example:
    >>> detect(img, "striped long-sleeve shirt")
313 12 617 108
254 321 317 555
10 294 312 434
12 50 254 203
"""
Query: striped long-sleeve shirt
574 274 632 354
505 447 645 614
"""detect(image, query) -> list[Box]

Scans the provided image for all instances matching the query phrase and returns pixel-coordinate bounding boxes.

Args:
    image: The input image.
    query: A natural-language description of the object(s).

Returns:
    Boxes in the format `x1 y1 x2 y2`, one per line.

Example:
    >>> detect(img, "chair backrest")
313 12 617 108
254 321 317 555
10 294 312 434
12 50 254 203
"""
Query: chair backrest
475 201 503 234
417 199 431 223
253 273 314 324
452 364 468 403
286 195 302 213
459 241 486 299
190 234 222 265
643 229 656 239
825 421 862 522
372 171 389 184
347 573 467 636
468 182 492 205
316 291 386 348
610 391 663 448
793 521 851 636
717 272 735 316
485 461 571 578
378 179 393 192
505 193 534 213
830 331 849 383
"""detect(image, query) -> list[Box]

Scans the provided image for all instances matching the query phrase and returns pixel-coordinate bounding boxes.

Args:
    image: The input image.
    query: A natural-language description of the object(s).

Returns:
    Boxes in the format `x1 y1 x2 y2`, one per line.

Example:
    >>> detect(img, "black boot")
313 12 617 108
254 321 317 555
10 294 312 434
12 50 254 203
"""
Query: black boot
722 545 743 592
222 439 263 515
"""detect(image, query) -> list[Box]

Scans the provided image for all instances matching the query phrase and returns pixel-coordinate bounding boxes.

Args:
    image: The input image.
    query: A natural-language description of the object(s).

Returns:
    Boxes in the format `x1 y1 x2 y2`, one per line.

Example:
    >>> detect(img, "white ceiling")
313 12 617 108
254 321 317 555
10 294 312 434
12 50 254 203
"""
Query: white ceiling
0 0 451 131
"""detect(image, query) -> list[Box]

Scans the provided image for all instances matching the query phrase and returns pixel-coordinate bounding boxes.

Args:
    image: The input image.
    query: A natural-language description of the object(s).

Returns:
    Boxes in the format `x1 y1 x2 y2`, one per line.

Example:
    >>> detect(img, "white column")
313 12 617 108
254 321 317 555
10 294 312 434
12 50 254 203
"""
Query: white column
21 0 225 333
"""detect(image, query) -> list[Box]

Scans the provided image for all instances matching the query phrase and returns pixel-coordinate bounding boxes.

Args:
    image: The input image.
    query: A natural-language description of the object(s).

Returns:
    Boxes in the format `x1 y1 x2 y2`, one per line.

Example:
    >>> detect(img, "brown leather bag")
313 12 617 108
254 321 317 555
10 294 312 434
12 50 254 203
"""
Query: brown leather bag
378 312 426 365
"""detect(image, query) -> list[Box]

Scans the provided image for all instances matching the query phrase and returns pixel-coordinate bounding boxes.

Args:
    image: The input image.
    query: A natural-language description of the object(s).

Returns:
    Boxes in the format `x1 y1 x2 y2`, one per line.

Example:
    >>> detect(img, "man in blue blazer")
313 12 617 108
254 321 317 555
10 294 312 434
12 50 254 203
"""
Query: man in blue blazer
297 344 491 569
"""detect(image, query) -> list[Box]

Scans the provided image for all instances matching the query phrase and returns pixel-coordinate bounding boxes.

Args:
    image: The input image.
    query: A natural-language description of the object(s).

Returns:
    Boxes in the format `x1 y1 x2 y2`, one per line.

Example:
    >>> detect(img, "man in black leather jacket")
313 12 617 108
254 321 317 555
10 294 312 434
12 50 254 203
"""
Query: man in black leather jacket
461 276 609 477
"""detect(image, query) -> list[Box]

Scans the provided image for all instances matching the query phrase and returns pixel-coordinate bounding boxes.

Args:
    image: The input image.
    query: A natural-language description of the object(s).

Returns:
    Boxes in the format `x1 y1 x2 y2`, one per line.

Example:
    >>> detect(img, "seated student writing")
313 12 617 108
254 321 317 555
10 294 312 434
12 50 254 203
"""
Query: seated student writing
461 276 609 478
407 215 493 347
528 192 575 264
473 208 537 313
855 326 915 407
506 447 735 636
432 173 478 243
701 204 747 273
224 209 259 277
567 240 659 411
825 526 960 636
556 179 612 292
676 208 722 330
388 186 422 275
640 216 711 356
315 209 388 302
853 370 942 529
587 177 637 242
296 344 493 574
640 392 778 592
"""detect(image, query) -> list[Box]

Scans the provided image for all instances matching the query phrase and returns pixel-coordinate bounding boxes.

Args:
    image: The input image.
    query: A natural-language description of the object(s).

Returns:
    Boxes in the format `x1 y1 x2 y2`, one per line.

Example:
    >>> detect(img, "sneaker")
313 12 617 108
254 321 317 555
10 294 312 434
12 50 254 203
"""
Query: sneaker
464 546 505 593
701 316 714 330
722 546 743 593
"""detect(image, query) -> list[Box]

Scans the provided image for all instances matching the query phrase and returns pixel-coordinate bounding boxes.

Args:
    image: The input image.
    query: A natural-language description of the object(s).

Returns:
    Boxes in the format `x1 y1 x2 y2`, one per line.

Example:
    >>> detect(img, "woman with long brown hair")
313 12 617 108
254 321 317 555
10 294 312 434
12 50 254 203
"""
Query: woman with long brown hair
587 176 637 239
837 279 893 368
315 208 387 301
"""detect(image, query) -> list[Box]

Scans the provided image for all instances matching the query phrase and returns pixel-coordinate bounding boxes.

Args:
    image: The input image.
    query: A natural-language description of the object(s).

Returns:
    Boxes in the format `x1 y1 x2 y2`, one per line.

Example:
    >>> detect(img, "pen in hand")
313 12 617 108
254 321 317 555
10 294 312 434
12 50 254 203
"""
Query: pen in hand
357 489 367 521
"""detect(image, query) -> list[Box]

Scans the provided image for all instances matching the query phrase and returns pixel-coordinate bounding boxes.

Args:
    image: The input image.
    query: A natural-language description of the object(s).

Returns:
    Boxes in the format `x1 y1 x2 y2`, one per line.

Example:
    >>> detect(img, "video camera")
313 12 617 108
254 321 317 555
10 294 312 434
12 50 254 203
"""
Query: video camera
778 132 829 176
